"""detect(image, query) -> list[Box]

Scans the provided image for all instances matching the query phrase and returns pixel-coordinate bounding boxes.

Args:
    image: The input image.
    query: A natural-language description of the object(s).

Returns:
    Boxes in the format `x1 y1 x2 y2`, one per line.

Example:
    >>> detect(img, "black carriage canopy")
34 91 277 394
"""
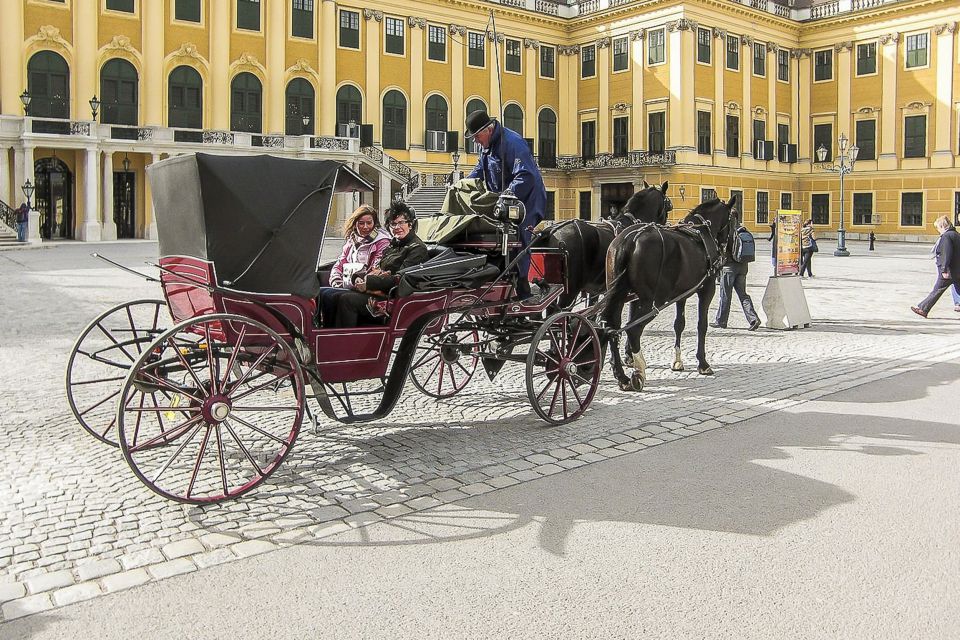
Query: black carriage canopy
147 153 372 298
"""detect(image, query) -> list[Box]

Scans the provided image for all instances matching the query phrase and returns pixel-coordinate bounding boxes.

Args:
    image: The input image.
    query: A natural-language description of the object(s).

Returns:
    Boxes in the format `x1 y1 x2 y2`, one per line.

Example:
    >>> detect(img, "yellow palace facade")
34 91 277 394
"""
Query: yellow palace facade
0 0 958 242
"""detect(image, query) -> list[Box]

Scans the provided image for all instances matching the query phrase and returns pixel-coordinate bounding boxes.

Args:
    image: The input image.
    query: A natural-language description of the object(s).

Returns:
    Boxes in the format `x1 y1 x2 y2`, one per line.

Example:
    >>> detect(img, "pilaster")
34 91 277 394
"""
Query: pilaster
836 41 853 144
365 11 383 143
80 148 101 241
488 31 504 118
596 37 611 154
767 43 777 156
211 0 232 130
932 23 957 168
143 0 164 125
267 0 286 134
524 40 538 141
741 35 754 165
794 49 812 163
75 0 98 121
878 33 899 170
668 19 697 161
409 17 426 161
102 152 116 241
713 29 726 160
450 25 466 149
0 0 23 116
557 45 579 156
320 0 337 136
0 148 9 206
631 31 645 151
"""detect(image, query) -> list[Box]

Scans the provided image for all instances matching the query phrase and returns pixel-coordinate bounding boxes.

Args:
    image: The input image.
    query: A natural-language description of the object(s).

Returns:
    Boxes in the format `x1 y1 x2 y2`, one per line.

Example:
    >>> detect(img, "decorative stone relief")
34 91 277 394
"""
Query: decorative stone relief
766 42 779 54
667 19 697 32
790 48 811 59
106 35 134 53
486 30 504 43
363 9 383 22
902 101 932 112
523 39 540 49
596 37 611 49
857 106 880 114
407 17 426 29
287 58 317 76
741 35 754 47
558 45 581 56
879 33 900 45
630 30 645 41
726 101 740 113
934 22 958 35
448 24 466 36
833 41 853 52
173 42 202 61
34 25 70 52
612 102 630 112
235 52 261 72
713 28 727 40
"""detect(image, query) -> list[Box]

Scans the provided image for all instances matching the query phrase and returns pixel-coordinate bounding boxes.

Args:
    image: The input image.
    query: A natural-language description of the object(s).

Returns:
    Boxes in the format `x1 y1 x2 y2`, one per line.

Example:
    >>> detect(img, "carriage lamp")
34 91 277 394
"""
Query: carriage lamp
22 179 35 209
19 90 31 114
89 95 101 121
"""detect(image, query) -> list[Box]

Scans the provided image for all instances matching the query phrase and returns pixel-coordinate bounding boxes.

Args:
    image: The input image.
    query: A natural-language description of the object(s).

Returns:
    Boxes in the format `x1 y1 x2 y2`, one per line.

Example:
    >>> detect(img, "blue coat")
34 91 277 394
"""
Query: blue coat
467 122 546 232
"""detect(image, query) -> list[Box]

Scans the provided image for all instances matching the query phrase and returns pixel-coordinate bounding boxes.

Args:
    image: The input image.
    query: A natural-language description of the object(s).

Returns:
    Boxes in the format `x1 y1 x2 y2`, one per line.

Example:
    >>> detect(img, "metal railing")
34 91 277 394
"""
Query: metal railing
0 199 18 234
556 150 676 170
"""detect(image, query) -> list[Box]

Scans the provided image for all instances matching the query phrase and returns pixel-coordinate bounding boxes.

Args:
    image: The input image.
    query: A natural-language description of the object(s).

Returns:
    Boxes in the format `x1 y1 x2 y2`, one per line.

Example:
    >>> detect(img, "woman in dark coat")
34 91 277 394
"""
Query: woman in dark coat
912 216 960 318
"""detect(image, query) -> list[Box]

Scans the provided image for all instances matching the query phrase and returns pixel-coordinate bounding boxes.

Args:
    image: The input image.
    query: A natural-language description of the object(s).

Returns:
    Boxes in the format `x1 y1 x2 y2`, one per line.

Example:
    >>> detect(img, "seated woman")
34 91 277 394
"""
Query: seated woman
335 202 429 327
318 205 391 327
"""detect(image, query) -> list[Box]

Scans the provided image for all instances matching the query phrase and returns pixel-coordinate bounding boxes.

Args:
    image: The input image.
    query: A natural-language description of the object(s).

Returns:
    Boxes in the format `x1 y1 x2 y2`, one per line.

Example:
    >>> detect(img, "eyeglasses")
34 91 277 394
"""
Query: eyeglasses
389 220 410 228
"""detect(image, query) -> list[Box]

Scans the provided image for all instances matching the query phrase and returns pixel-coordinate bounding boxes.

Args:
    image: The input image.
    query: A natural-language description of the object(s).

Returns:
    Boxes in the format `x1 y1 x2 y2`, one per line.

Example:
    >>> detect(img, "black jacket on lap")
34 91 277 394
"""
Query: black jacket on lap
365 233 429 292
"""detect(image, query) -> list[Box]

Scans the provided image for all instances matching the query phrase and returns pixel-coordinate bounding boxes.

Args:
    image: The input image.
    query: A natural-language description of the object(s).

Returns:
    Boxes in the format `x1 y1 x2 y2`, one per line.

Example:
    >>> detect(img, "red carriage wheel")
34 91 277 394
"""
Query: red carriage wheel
525 312 602 424
65 299 168 446
116 314 304 504
409 328 480 399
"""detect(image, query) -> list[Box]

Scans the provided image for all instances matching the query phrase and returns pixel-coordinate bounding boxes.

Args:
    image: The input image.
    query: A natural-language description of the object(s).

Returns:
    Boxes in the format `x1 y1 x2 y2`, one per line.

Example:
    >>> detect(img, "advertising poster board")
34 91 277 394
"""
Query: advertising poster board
775 210 802 277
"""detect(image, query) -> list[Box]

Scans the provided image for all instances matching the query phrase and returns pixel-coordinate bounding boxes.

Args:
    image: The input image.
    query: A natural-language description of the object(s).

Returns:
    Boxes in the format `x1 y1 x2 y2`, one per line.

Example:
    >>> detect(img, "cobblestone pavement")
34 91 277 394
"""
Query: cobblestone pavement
2 239 960 622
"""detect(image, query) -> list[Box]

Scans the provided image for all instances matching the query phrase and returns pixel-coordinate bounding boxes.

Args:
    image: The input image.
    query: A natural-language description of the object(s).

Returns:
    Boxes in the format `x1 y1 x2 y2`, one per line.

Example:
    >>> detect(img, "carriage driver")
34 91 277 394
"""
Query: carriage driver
463 109 547 298
333 201 429 328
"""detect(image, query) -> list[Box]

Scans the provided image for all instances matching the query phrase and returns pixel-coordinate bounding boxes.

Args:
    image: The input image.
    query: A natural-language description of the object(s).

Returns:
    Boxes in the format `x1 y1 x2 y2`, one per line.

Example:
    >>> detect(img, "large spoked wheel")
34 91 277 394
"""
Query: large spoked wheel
65 299 168 446
525 311 602 424
116 313 305 504
409 328 480 398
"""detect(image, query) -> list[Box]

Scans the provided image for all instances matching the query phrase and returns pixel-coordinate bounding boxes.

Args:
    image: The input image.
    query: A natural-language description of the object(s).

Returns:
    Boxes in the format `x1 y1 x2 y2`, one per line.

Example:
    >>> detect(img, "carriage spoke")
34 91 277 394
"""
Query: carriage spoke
167 337 207 393
204 324 219 395
126 306 141 354
219 325 248 390
137 370 203 403
215 424 229 496
185 425 213 499
125 406 202 413
79 388 122 417
228 370 295 403
98 414 117 439
131 393 145 447
128 414 204 454
72 375 127 386
447 364 458 390
560 381 569 419
231 406 300 412
96 322 135 362
226 344 279 394
413 348 441 369
222 420 266 479
531 367 560 379
149 422 204 485
229 414 291 447
454 361 472 377
567 378 584 408
547 380 562 417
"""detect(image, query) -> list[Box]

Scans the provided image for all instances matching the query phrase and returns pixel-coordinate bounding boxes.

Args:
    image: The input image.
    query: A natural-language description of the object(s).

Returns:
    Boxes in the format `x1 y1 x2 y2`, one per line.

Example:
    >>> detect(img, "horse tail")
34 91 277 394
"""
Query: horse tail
594 235 634 324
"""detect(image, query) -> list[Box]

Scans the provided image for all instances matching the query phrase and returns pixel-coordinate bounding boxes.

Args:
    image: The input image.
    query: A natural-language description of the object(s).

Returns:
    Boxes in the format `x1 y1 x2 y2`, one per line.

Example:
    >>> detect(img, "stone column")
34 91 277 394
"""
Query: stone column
836 41 853 143
0 147 10 206
631 31 645 151
211 0 232 130
142 0 163 125
364 11 383 143
713 29 726 160
144 153 160 239
408 17 426 160
878 34 899 170
27 209 42 244
319 0 337 136
741 36 754 165
524 40 538 143
450 25 466 148
267 0 286 134
597 37 611 154
0 0 23 116
794 49 812 163
80 147 101 241
75 0 98 122
102 152 117 241
932 23 957 168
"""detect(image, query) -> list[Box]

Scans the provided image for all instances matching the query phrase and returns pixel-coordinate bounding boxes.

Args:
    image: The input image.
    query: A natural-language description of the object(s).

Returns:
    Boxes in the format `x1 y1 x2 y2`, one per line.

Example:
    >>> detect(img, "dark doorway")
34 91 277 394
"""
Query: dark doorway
600 182 634 218
113 172 137 239
34 157 74 239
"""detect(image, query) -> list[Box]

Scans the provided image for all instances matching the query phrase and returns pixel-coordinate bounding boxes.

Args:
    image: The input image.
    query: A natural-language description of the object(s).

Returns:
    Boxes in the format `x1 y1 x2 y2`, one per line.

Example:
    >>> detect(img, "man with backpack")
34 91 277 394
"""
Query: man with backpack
711 223 762 331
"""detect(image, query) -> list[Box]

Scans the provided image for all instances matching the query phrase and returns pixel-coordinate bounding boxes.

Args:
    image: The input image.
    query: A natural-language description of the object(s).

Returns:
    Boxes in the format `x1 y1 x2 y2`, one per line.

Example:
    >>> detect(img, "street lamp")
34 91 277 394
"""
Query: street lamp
816 132 858 257
89 95 101 121
450 149 461 185
22 179 35 209
20 90 31 115
121 154 132 238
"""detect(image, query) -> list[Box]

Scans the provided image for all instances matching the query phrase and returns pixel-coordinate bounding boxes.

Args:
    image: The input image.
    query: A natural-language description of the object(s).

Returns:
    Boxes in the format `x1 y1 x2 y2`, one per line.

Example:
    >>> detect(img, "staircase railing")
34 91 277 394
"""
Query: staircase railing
0 199 18 234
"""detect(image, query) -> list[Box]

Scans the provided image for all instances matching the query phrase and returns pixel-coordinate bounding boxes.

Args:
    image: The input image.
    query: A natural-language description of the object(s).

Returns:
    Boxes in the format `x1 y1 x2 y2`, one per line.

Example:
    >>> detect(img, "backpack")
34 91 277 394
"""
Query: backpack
731 227 756 263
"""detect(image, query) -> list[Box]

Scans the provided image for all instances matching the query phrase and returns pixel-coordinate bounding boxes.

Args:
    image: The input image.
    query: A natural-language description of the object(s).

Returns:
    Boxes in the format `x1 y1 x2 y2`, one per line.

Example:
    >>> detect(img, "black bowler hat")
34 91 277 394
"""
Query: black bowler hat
464 110 494 138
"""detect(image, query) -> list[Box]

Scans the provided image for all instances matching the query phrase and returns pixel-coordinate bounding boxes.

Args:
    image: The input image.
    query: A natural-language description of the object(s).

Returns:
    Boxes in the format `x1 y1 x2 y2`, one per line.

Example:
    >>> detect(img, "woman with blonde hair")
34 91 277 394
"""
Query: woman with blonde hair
317 204 391 326
912 215 960 318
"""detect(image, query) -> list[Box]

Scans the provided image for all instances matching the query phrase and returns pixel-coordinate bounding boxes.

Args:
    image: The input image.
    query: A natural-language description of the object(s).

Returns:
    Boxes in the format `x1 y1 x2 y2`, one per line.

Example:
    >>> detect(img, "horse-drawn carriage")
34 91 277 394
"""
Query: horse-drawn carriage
65 154 604 504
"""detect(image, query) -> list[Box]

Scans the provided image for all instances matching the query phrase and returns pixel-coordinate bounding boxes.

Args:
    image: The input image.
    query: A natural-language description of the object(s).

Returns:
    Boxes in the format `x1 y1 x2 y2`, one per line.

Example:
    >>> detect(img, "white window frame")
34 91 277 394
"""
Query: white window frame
539 44 556 80
426 24 446 63
581 44 597 79
384 15 406 58
904 30 930 70
612 35 630 73
171 0 204 27
753 42 766 77
855 41 878 77
337 9 361 51
647 28 666 66
696 27 712 66
504 38 522 75
813 48 833 83
777 48 790 83
726 35 740 71
467 31 486 69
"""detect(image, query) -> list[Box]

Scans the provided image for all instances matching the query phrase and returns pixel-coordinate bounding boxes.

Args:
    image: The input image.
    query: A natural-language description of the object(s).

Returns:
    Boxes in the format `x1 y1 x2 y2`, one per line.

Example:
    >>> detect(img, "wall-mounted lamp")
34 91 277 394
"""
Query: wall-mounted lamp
122 153 131 174
89 95 101 121
302 114 311 127
20 90 32 115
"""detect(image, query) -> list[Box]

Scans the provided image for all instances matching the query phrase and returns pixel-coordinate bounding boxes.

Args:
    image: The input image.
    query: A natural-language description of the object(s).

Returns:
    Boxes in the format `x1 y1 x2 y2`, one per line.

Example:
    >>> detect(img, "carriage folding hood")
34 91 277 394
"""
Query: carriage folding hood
146 153 372 299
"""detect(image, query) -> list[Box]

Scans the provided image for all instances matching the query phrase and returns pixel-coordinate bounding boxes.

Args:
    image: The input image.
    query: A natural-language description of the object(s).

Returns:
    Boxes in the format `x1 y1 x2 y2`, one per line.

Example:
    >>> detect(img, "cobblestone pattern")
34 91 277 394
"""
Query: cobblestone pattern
2 242 959 622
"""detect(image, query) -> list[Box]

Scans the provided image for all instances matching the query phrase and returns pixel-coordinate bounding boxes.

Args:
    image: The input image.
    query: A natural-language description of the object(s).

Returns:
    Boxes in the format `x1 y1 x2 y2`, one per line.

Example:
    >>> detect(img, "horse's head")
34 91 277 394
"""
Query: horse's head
622 181 672 226
683 194 737 249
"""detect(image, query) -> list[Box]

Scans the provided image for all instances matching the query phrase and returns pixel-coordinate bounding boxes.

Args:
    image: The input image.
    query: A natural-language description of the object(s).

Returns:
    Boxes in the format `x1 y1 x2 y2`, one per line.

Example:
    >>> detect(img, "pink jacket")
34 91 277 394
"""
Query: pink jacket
329 228 391 288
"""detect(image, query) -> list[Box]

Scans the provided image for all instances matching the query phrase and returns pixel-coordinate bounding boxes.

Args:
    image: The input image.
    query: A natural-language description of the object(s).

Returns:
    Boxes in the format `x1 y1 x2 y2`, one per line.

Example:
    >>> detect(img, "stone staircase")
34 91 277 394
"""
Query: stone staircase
0 200 23 247
405 185 449 218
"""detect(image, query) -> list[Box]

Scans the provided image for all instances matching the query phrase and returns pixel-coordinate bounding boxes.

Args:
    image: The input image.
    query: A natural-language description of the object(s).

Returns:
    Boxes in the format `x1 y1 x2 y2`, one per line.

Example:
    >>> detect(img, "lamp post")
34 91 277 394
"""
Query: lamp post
89 95 101 121
20 90 31 115
22 179 35 209
122 154 132 238
450 150 461 186
816 132 858 257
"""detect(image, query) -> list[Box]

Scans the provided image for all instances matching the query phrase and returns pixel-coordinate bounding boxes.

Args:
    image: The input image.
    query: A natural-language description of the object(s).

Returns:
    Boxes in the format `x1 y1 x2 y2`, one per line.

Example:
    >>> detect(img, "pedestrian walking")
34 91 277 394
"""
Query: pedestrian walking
911 216 960 318
711 224 762 331
799 219 817 278
15 202 29 242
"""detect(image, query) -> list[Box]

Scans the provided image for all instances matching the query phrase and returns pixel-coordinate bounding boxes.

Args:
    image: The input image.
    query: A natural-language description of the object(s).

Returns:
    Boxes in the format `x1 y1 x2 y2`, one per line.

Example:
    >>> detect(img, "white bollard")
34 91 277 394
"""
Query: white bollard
26 209 42 245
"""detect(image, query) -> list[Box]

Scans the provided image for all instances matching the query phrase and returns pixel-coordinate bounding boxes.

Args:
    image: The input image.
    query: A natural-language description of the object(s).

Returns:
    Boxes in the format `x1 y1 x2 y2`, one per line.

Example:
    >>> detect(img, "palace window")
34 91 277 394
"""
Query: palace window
905 33 928 68
168 65 202 129
725 115 739 157
856 120 876 160
425 95 448 144
904 115 926 158
339 10 359 49
540 45 555 78
581 44 596 78
107 0 134 12
468 32 485 67
581 120 596 160
613 116 629 156
175 0 201 22
230 72 262 133
100 58 138 126
753 118 765 152
579 191 592 221
648 29 665 65
335 85 362 128
648 112 665 154
237 0 259 31
757 191 769 224
726 35 739 70
777 49 789 81
702 188 717 203
856 42 876 75
753 43 766 76
505 39 521 73
428 25 446 62
385 17 405 55
901 192 923 226
285 78 314 135
814 49 833 81
613 36 629 71
697 110 711 155
697 28 711 64
853 193 874 225
382 90 407 150
503 104 524 136
777 123 789 160
781 192 792 209
811 194 830 225
292 0 314 39
814 123 832 162
538 109 557 167
27 51 70 119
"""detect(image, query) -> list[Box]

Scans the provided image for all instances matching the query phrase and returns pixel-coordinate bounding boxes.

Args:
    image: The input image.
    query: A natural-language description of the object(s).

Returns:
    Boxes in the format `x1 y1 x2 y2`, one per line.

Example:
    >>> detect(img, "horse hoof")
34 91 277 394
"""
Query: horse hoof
629 372 645 392
698 366 714 376
623 354 634 368
671 362 684 372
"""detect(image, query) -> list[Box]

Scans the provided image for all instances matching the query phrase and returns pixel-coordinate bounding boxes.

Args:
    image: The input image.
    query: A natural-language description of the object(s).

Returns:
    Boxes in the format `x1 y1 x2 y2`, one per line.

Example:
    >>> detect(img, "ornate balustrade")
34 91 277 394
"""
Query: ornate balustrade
557 151 676 170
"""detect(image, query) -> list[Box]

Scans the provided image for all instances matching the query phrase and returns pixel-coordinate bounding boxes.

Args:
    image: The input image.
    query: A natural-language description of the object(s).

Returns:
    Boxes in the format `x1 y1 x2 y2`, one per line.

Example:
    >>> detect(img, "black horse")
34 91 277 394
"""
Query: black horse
534 182 672 309
601 196 737 391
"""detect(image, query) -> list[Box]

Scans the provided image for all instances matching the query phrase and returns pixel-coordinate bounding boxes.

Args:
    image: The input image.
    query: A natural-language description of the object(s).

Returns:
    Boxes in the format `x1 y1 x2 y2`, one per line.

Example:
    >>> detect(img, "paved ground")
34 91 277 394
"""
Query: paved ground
1 237 959 637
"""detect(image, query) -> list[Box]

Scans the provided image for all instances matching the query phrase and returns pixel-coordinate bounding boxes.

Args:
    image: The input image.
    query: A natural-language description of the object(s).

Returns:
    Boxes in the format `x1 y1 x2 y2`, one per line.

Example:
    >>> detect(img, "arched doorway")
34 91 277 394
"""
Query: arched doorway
285 78 315 135
34 157 74 239
100 58 139 125
230 72 262 133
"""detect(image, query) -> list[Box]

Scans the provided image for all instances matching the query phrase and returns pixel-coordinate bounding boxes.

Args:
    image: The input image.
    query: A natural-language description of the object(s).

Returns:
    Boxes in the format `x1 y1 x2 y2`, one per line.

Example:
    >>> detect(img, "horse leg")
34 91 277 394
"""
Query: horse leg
671 301 686 372
696 283 716 375
623 299 639 368
622 307 653 392
603 298 631 389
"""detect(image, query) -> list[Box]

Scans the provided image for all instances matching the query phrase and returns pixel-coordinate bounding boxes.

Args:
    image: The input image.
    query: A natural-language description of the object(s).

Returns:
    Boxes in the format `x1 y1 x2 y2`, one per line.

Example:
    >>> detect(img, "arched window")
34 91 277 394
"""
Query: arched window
100 59 138 125
538 108 558 168
425 95 448 133
230 72 262 133
503 104 524 136
382 90 407 150
336 85 362 127
465 98 487 118
27 51 70 119
168 65 203 129
285 78 315 135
